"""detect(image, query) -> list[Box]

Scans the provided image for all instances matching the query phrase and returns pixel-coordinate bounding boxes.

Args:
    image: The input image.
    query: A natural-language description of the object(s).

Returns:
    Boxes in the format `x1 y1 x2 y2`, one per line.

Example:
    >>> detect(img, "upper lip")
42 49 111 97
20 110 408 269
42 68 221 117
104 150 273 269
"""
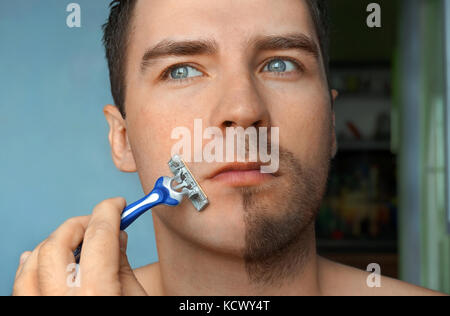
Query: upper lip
206 162 264 179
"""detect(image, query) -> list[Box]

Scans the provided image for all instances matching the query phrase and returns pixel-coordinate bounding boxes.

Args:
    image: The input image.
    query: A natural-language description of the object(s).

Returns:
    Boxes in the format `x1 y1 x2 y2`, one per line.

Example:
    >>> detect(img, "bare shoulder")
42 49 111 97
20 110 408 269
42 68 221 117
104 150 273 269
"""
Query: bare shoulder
133 261 163 296
317 256 446 296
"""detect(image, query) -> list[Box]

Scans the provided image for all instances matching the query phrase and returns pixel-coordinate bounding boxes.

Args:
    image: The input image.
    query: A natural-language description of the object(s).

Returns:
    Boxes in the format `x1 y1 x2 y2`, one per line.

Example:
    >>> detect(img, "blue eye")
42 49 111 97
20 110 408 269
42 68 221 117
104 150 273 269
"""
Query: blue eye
166 64 203 81
263 58 299 73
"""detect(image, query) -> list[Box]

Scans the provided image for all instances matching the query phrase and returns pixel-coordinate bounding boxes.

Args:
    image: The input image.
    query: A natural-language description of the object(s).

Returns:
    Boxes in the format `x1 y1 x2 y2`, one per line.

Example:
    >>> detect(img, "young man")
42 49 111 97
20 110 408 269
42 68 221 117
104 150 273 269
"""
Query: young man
13 0 444 296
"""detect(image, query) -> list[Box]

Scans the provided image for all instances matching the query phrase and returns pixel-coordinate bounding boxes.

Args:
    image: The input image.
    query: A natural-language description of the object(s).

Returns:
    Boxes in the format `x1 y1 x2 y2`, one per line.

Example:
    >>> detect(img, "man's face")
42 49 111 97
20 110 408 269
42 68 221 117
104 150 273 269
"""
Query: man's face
108 0 336 259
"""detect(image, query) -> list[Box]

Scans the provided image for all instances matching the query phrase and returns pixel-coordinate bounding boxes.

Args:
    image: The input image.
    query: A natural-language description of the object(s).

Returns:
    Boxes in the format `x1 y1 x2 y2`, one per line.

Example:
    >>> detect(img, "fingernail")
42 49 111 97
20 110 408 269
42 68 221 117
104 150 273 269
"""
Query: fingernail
119 231 127 252
20 252 30 264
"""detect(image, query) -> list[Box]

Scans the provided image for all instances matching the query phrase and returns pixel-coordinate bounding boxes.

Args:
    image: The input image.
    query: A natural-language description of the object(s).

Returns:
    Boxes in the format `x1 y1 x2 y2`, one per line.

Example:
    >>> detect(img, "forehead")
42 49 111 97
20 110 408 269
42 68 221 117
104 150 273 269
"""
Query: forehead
129 0 317 56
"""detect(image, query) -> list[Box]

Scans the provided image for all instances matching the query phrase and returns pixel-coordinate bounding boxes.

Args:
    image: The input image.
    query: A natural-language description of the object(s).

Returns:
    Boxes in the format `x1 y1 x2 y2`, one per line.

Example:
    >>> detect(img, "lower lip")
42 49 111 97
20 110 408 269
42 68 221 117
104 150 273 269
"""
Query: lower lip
210 169 275 186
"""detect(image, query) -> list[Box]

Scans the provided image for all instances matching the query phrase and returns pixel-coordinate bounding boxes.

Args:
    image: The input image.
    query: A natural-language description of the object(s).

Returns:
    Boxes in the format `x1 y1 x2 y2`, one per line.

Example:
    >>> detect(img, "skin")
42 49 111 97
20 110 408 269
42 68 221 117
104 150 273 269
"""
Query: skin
13 0 445 296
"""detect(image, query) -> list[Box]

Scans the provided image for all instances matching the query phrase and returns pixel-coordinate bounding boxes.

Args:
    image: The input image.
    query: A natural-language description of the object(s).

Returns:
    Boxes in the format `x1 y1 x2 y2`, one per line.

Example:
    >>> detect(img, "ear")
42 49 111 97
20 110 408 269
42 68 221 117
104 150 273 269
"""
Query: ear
103 105 137 172
330 89 339 158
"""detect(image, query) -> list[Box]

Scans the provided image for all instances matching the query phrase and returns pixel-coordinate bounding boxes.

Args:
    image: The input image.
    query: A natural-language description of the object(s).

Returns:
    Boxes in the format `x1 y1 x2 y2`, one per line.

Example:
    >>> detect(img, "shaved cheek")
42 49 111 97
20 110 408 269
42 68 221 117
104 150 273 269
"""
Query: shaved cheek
124 107 183 193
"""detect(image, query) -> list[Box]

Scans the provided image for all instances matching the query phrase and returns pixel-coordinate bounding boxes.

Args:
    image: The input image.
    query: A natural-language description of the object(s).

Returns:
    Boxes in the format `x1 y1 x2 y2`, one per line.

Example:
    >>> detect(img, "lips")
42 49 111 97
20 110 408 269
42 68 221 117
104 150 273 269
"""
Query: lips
206 162 276 186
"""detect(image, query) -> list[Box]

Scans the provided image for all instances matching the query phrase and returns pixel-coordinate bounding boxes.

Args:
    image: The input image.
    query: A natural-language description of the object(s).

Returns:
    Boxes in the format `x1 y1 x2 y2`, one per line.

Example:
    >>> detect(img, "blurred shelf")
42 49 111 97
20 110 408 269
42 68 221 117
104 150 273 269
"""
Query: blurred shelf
337 140 391 151
317 239 397 253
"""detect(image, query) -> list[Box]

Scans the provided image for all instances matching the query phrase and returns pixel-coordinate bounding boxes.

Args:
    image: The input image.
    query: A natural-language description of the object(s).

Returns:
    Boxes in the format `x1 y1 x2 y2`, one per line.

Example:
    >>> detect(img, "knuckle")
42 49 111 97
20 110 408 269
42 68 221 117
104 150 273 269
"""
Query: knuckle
38 240 55 259
63 216 80 227
92 200 114 218
95 199 112 210
112 196 126 205
84 221 116 241
96 197 124 210
63 216 88 232
46 217 79 242
97 197 124 207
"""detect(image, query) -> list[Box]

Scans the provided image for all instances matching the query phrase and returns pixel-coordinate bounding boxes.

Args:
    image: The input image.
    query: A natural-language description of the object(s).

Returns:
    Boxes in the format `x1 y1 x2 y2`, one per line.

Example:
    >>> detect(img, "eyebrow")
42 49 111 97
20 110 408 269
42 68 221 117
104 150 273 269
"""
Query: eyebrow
251 33 319 58
140 33 319 73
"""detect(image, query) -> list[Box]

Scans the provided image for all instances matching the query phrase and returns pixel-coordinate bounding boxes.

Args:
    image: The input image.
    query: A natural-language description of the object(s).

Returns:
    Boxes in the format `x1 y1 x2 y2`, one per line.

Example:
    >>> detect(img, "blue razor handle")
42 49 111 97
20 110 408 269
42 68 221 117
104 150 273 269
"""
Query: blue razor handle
120 176 180 230
73 176 183 263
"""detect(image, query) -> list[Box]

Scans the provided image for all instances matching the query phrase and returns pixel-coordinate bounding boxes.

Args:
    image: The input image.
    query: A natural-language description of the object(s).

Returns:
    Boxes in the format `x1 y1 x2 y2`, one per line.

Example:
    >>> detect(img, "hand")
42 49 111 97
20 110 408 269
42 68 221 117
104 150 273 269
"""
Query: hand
13 198 147 296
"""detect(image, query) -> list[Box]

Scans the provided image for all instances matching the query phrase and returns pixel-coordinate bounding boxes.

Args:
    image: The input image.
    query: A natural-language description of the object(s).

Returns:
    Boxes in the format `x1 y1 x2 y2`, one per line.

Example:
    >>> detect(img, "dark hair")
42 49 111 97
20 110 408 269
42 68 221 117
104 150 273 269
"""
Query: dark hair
103 0 330 118
307 0 330 85
102 0 138 118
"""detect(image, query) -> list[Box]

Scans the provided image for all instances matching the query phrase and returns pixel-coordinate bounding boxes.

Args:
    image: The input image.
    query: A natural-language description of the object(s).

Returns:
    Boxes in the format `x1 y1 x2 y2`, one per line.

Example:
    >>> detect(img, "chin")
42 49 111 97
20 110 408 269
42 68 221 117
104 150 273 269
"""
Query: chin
192 189 251 255
152 188 247 256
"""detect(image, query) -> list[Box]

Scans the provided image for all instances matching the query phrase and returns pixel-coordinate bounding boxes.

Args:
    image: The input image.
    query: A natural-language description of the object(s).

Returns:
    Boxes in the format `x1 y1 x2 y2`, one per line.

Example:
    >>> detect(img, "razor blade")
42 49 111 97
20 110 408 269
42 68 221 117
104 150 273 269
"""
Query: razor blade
168 154 209 211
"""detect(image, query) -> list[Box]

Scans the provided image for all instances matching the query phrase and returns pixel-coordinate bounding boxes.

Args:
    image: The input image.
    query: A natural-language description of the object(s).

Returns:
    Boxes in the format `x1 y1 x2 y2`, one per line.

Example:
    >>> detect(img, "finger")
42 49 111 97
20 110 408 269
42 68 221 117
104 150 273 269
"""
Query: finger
37 216 90 295
14 251 31 281
13 241 45 296
80 197 126 291
118 231 146 296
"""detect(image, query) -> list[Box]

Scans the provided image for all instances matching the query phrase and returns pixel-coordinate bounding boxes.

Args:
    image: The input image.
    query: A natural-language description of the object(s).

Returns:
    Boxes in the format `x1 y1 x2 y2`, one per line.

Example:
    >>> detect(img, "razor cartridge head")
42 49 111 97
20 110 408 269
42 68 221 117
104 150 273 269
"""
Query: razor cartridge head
168 155 209 211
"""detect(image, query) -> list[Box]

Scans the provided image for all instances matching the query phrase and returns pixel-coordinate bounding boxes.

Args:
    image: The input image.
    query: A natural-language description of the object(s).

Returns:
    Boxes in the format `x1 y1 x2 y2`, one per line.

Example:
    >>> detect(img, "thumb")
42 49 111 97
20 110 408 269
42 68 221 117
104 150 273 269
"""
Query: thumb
118 231 147 296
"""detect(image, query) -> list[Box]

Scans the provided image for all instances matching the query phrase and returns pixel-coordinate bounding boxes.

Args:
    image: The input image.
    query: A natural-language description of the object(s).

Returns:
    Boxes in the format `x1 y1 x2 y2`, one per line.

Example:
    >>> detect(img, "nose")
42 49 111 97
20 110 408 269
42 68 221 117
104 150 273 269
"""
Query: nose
208 72 271 132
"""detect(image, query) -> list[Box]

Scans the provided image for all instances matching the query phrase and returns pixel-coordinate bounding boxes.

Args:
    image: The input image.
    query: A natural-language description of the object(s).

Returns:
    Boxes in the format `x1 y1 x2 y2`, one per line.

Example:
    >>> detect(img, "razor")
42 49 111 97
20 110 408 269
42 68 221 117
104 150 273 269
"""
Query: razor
73 154 208 263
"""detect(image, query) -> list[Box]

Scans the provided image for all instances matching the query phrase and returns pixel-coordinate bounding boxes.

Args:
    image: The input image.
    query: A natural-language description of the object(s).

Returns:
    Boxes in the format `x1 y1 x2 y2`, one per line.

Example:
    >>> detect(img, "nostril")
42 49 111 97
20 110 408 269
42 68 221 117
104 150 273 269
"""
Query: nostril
223 120 233 128
252 120 262 128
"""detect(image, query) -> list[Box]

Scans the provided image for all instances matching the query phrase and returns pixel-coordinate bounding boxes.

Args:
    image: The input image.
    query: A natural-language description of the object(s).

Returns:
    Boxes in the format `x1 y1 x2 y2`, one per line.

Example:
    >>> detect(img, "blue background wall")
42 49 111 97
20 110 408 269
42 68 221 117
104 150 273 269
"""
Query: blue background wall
0 1 158 295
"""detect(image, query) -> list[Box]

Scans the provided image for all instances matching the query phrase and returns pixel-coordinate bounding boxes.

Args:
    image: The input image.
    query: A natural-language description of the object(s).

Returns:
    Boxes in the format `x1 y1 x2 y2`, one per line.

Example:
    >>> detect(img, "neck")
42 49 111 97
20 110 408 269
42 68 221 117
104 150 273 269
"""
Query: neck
150 217 322 296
